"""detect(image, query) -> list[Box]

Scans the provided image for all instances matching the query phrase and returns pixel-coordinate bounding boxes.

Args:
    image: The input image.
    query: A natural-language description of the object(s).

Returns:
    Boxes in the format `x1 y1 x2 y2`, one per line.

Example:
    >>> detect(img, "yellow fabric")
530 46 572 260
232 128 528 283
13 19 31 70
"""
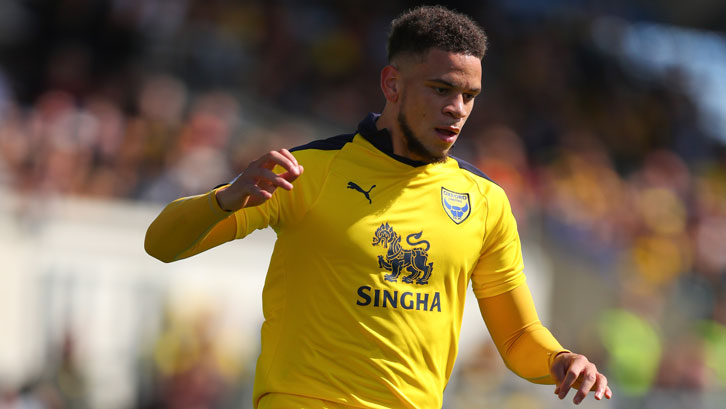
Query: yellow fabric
478 282 569 383
258 393 359 409
144 186 235 262
145 128 550 409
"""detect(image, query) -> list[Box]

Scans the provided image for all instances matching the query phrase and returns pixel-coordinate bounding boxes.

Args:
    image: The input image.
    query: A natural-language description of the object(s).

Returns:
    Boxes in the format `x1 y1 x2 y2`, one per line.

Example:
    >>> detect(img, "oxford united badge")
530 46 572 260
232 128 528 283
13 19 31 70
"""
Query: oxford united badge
441 187 470 224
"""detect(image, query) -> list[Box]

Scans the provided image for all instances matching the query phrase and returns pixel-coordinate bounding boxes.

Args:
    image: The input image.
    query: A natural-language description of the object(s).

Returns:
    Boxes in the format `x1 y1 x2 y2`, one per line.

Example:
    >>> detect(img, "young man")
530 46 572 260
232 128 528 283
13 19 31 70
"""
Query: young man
145 6 612 409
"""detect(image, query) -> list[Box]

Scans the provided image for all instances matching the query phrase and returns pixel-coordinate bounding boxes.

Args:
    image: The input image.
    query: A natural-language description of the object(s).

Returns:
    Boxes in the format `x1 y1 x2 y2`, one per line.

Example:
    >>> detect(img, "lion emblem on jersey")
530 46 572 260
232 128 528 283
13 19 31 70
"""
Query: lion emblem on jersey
371 223 434 285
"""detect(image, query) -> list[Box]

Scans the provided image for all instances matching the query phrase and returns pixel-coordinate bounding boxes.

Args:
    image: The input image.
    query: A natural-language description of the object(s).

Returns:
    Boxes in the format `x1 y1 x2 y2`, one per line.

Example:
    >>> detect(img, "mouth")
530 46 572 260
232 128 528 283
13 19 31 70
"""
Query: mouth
434 127 460 143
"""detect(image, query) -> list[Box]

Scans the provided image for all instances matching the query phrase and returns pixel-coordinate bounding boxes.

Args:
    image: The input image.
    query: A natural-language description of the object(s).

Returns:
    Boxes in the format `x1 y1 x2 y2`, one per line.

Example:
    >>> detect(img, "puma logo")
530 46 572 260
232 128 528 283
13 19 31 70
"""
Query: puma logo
347 181 376 204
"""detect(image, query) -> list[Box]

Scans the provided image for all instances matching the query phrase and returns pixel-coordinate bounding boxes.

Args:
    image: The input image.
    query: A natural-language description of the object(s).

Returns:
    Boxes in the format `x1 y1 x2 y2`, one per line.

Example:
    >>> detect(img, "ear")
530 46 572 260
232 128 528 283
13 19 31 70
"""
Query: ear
380 65 400 103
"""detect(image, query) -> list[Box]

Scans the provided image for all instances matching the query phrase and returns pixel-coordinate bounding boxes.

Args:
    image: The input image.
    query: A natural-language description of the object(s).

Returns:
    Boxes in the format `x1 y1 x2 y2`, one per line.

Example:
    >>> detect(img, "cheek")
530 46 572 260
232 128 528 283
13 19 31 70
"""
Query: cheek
401 94 429 121
411 96 439 121
401 90 447 129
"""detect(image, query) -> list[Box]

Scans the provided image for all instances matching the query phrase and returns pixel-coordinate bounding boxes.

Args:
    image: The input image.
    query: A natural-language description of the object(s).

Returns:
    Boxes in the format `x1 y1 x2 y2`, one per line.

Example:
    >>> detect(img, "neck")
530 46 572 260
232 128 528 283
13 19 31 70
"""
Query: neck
376 105 407 158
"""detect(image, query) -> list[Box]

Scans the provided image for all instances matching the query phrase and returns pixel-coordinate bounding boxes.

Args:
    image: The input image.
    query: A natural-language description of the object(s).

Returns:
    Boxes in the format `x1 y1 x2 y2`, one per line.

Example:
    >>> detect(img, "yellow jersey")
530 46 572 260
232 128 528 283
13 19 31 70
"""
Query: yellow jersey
145 113 566 409
240 113 525 408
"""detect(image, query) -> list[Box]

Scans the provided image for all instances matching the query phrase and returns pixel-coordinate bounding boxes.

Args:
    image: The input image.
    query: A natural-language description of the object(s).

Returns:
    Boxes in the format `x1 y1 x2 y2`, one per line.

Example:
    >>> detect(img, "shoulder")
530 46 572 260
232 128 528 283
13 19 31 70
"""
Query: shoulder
284 132 357 181
288 132 356 166
448 155 497 185
448 155 511 205
290 132 356 153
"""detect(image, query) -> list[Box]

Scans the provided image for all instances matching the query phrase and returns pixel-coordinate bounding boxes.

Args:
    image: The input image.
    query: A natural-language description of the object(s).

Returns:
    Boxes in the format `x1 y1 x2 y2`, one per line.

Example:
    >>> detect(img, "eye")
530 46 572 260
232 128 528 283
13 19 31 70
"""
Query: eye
433 87 448 95
463 93 476 102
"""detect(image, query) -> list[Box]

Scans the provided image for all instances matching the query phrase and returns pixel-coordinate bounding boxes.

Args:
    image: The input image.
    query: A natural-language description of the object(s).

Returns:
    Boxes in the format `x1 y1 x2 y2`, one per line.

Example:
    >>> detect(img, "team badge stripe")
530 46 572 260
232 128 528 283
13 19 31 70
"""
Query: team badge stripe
441 187 471 224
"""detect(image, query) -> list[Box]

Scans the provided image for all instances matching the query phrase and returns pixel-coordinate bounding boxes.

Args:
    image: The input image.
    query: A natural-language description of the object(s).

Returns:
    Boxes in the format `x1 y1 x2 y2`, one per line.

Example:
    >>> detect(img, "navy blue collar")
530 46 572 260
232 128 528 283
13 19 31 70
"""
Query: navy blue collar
357 112 429 168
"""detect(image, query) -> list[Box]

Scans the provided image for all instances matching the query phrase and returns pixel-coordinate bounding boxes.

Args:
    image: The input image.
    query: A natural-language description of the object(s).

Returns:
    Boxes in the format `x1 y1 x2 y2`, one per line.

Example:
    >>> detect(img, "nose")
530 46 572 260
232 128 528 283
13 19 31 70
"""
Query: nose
443 94 466 119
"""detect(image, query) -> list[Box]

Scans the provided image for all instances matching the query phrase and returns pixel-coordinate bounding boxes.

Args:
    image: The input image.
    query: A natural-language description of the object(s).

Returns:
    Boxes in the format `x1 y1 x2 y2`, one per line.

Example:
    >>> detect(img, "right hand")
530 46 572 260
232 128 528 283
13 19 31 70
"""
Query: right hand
215 149 304 211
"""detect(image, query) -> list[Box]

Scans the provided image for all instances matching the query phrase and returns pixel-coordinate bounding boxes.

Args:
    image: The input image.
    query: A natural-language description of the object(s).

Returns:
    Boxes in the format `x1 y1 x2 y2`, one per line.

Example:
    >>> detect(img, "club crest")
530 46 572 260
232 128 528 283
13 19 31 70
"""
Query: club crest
441 187 470 224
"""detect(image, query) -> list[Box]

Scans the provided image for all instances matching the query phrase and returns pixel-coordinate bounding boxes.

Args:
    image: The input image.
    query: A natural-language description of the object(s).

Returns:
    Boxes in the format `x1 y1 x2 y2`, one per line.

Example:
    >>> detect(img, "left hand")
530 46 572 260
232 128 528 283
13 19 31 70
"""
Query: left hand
216 148 303 211
550 352 612 404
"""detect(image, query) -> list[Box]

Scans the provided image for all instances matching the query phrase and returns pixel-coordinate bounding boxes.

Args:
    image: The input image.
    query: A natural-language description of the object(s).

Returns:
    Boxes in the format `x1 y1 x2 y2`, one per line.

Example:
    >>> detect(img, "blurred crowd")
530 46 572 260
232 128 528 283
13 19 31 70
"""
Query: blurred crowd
0 0 725 408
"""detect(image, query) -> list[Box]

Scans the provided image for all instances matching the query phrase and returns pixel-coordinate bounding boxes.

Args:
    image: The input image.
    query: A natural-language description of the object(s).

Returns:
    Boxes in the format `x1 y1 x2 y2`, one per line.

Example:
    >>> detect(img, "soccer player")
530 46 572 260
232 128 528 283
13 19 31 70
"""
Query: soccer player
145 6 612 408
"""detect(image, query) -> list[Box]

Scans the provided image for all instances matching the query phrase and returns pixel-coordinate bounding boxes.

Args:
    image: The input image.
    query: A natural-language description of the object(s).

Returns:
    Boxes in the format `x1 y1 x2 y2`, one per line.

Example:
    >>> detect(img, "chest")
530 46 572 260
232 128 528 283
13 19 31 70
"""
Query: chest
298 163 488 281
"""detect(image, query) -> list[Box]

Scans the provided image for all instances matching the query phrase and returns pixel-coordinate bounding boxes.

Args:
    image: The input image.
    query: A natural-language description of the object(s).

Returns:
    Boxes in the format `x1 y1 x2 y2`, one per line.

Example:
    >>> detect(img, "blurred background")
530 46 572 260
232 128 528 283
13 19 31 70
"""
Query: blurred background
0 0 724 408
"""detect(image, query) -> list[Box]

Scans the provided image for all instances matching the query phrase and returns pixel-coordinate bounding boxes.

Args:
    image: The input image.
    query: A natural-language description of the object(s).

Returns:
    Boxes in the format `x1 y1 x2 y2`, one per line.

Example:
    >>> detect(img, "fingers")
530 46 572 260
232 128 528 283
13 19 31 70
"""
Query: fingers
593 373 610 401
245 149 303 190
279 164 304 184
557 360 583 400
255 168 295 190
258 149 303 181
246 182 273 200
551 354 568 395
278 148 301 171
573 365 598 404
277 149 303 183
552 353 612 404
553 355 613 405
219 149 303 211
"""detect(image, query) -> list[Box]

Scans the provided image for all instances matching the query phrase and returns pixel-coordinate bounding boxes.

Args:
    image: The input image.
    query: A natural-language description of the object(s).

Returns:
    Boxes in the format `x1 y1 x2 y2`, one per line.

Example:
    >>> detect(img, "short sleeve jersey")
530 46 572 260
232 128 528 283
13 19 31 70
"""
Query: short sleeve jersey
239 113 526 409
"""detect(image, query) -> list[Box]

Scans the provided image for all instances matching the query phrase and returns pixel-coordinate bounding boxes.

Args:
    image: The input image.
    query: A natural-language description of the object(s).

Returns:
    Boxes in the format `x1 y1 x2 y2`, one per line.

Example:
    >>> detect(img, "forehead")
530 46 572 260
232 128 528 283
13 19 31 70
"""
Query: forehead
403 48 482 88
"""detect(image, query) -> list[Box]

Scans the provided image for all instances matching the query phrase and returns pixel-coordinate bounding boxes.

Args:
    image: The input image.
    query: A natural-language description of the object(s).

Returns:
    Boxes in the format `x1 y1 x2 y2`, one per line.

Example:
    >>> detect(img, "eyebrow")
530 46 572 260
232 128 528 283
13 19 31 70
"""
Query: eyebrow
426 78 481 95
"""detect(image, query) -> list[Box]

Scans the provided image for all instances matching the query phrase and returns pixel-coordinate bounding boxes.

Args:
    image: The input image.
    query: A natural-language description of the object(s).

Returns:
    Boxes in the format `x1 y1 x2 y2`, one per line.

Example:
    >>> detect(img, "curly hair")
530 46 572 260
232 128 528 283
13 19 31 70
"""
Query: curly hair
387 5 488 62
